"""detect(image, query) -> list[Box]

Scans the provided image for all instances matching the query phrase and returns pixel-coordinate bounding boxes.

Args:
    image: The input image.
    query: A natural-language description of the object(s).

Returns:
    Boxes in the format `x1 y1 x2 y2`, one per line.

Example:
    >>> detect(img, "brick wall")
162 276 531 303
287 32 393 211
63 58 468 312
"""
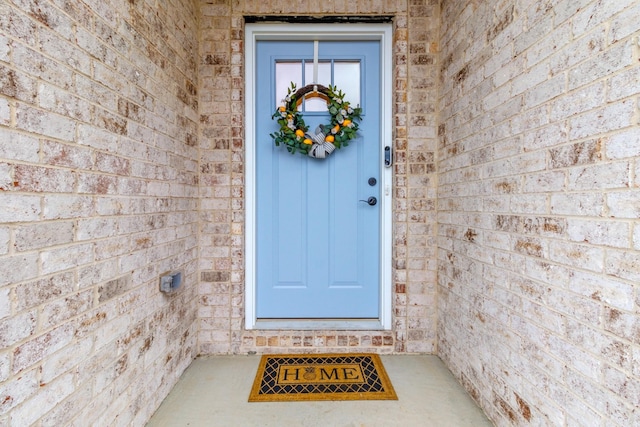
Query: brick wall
438 0 640 425
0 0 200 425
197 0 440 355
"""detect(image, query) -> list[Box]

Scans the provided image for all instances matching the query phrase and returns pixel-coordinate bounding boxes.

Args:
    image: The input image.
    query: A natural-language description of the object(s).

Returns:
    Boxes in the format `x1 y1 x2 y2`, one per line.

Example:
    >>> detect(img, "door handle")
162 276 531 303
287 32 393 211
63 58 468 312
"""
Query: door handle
359 197 377 206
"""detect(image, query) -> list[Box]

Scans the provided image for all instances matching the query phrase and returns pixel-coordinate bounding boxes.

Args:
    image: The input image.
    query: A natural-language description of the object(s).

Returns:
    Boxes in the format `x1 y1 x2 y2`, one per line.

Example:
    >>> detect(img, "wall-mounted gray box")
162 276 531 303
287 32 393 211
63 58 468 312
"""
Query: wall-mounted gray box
159 271 183 293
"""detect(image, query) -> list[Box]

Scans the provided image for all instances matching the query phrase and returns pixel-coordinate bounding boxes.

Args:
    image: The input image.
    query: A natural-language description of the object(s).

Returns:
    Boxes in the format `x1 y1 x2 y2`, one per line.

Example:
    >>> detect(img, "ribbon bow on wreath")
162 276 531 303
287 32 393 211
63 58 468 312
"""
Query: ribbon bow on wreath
271 83 363 159
306 125 336 159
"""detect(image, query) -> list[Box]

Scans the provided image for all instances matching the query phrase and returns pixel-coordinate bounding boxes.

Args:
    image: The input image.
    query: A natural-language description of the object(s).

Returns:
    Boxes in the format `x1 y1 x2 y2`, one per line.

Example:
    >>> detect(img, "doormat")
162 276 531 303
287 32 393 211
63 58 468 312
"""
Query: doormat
248 353 397 402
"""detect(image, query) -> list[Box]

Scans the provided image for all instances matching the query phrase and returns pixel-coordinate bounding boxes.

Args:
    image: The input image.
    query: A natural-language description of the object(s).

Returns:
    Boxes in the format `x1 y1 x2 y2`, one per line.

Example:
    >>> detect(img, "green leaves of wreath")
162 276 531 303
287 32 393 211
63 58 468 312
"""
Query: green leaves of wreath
270 82 363 159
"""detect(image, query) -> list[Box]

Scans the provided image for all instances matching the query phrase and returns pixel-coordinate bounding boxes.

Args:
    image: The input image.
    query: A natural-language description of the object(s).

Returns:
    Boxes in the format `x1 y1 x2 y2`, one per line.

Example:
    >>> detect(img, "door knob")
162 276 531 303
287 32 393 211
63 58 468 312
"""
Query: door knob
359 196 377 206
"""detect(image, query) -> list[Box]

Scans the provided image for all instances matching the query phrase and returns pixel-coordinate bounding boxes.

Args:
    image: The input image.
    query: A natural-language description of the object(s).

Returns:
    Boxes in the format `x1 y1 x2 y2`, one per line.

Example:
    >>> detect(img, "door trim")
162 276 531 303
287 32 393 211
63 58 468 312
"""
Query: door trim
244 23 393 330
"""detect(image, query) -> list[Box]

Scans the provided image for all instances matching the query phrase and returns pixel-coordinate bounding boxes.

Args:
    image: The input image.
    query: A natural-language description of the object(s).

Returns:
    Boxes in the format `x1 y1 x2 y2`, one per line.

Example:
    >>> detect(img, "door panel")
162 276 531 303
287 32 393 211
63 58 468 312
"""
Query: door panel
255 40 381 318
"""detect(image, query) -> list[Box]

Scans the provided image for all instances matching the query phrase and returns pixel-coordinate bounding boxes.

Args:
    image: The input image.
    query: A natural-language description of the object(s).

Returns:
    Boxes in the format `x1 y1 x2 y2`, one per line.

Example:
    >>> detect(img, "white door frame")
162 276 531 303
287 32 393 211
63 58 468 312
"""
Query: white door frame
244 23 393 330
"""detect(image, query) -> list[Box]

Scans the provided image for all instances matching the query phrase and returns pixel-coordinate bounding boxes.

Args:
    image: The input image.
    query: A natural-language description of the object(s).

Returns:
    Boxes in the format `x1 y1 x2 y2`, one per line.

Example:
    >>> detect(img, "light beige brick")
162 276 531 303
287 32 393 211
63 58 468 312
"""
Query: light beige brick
606 128 640 159
8 372 75 426
0 351 10 384
568 39 635 91
38 383 93 427
0 368 38 416
43 195 94 219
0 283 9 320
14 164 77 193
0 97 9 125
605 250 640 283
0 310 37 348
0 33 9 61
524 73 566 109
602 365 640 407
579 275 635 316
16 103 76 141
76 217 119 241
0 193 41 223
549 25 604 75
608 66 640 102
569 99 635 141
40 244 94 275
571 0 638 37
0 252 39 288
0 128 40 163
567 219 630 248
523 170 565 193
609 1 640 42
550 192 604 216
40 338 93 384
567 161 630 191
41 290 94 329
38 82 91 122
607 190 640 218
13 322 75 374
550 82 605 122
0 62 37 104
0 162 10 192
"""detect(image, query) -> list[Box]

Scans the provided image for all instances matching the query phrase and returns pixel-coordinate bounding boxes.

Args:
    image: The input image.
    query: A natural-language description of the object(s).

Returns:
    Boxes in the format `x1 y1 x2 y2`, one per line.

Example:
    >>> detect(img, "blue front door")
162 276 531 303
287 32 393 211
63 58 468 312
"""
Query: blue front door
255 40 381 318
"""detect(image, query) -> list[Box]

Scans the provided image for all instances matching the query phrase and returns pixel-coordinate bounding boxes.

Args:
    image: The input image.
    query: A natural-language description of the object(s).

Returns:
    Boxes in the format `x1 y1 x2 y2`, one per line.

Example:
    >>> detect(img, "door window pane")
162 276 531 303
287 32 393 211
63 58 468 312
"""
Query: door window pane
275 62 302 109
333 61 361 107
304 61 332 111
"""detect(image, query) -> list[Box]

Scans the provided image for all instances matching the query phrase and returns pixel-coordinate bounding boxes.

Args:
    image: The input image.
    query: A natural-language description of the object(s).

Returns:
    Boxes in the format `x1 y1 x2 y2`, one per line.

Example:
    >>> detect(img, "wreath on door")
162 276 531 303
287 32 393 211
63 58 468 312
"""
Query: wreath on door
271 82 363 159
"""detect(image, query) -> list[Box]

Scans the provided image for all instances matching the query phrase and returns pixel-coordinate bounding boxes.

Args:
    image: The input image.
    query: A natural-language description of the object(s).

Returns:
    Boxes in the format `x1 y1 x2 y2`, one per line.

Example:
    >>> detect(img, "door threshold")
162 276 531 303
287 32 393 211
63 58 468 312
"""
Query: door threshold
253 319 384 331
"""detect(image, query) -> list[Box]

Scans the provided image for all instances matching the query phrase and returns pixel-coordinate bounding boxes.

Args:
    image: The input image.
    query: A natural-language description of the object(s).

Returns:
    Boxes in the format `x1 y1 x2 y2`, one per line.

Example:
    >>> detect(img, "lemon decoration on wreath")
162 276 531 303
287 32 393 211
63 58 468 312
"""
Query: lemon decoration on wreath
271 82 363 159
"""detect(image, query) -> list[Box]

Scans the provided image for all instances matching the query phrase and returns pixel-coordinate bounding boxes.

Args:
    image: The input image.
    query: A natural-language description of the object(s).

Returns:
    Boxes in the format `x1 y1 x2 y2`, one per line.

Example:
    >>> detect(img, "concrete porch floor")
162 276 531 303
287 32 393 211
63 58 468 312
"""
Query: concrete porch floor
147 355 494 427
